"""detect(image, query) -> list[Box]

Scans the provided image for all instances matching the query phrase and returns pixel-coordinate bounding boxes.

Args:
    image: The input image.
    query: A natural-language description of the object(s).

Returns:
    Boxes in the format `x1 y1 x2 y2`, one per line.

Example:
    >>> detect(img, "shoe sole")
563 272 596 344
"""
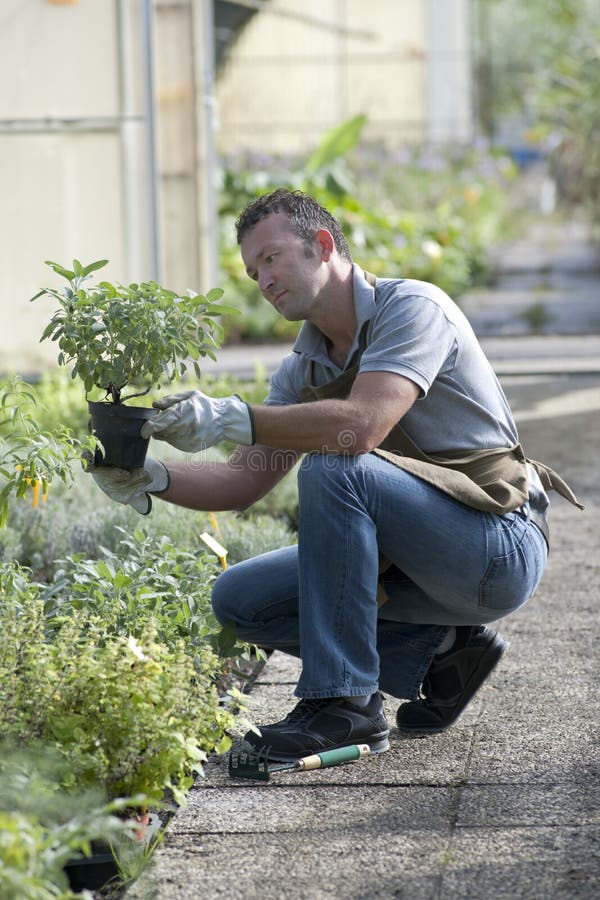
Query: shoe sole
396 634 508 736
264 733 390 763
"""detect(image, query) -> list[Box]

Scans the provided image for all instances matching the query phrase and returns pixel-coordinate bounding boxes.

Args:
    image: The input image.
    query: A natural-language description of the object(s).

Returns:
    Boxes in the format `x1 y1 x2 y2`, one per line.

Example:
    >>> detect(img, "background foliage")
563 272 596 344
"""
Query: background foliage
472 0 600 224
218 116 520 343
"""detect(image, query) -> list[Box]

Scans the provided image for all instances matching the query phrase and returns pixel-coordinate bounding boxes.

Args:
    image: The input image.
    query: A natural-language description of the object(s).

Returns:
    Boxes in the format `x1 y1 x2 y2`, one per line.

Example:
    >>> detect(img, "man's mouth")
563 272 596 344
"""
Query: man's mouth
274 291 287 307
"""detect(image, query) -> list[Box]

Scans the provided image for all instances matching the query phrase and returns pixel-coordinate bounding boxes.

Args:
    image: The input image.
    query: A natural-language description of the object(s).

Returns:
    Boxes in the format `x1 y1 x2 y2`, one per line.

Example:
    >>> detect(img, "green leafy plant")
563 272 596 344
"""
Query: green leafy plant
0 585 237 806
42 529 222 654
0 743 140 900
111 820 165 891
0 377 97 528
0 808 127 900
31 259 233 404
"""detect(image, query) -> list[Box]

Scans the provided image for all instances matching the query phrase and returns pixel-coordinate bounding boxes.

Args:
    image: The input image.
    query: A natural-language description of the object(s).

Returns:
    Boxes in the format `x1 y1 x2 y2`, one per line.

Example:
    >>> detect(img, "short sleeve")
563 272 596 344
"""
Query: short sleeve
264 354 304 406
359 292 457 396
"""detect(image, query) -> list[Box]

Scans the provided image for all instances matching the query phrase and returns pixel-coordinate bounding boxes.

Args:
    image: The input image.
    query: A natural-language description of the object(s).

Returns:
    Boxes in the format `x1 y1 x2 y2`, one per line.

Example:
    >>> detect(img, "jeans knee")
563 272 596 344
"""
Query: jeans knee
298 452 346 494
211 568 238 625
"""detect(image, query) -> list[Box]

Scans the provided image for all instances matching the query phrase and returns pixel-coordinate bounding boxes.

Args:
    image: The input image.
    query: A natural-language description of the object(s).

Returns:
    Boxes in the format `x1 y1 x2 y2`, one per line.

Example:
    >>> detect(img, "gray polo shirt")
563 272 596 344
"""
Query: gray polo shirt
265 264 519 456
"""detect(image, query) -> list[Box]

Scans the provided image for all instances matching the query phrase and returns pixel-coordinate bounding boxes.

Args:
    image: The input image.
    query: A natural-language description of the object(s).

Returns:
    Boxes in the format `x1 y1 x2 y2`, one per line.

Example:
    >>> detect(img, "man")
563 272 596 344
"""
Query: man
92 188 579 762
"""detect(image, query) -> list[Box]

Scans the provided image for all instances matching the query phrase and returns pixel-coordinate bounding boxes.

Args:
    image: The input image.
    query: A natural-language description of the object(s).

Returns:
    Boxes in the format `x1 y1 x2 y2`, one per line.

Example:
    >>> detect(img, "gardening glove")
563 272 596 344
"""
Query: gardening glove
140 390 255 452
87 457 170 515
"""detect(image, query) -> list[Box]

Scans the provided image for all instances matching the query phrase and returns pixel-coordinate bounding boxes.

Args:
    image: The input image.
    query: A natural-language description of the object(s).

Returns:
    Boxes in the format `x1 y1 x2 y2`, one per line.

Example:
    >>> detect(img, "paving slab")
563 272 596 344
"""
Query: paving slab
136 834 447 900
169 784 458 835
440 827 599 899
455 783 600 827
462 217 600 338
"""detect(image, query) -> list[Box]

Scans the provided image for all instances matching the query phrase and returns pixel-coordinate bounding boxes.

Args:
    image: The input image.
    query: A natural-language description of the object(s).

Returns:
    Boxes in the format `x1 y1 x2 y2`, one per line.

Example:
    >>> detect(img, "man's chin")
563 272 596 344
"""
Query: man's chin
276 307 302 323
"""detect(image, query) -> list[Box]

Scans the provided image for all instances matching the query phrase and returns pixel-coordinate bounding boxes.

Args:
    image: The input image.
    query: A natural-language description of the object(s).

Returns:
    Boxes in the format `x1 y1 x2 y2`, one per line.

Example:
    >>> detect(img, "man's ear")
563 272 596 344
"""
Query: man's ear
316 229 335 261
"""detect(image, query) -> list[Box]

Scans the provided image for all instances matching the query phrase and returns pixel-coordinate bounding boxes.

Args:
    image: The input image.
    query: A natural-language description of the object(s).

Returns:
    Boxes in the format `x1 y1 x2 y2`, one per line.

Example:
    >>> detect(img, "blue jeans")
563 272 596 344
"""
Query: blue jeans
212 452 548 701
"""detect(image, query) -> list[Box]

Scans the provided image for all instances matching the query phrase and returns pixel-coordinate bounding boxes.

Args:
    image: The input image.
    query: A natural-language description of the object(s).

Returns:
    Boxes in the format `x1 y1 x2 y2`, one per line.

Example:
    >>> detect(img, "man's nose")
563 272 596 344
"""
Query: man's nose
258 270 274 295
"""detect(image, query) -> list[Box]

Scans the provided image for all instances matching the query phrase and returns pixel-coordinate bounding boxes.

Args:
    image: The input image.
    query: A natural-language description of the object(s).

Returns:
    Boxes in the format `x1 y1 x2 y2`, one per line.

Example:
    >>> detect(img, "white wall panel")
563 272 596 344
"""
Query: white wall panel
0 132 126 372
0 0 119 119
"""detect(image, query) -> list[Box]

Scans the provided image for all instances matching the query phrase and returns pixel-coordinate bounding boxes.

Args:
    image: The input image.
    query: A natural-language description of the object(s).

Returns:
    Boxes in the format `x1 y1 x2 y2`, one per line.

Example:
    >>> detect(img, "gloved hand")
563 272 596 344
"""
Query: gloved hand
140 390 255 452
87 456 170 515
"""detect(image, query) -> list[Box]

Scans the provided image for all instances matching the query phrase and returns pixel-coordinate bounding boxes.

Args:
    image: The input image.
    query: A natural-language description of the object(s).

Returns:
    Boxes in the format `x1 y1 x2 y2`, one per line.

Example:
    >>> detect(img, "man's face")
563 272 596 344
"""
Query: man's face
240 213 326 321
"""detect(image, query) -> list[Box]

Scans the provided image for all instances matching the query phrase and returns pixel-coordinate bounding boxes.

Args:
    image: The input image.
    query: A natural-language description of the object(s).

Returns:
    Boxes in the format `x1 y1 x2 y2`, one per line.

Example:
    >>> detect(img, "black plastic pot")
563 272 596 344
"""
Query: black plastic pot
64 842 118 892
88 401 157 469
63 813 161 892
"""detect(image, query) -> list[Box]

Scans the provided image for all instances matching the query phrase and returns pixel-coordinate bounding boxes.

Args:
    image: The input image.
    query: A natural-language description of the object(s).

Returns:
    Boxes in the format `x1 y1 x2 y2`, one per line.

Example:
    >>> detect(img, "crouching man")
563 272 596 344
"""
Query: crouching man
90 188 581 761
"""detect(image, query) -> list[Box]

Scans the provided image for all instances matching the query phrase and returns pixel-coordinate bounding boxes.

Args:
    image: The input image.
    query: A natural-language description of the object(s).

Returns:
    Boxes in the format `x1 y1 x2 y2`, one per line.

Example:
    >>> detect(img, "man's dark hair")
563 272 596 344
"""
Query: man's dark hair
235 188 352 261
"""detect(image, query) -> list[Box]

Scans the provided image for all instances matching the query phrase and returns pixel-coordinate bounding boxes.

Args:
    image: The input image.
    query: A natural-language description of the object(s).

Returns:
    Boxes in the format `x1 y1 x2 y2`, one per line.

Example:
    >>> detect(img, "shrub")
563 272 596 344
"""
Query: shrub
219 118 519 341
0 586 235 806
217 513 297 565
1 457 298 578
0 744 138 900
42 530 222 657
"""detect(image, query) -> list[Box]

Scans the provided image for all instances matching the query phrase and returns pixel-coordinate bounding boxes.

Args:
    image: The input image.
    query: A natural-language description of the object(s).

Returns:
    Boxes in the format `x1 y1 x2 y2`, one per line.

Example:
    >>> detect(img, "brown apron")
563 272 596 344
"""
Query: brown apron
301 362 581 515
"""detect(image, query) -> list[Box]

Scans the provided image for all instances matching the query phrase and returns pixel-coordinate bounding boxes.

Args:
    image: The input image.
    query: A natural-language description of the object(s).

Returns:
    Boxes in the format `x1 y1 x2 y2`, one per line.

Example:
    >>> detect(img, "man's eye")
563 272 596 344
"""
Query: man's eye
266 254 275 264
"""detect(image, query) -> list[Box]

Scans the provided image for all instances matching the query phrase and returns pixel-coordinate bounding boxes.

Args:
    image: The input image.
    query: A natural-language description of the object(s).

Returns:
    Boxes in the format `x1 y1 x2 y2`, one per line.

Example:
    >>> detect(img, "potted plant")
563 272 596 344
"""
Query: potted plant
32 259 229 468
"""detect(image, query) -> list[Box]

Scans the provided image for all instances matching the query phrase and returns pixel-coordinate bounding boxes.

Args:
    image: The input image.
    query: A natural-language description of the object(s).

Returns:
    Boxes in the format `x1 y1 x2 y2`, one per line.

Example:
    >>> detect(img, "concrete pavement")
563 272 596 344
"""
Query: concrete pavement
128 218 600 899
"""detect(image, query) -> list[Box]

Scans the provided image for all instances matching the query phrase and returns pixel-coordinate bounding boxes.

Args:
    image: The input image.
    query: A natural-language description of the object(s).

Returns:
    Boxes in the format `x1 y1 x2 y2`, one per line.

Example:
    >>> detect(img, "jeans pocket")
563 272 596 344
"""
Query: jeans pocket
478 530 545 612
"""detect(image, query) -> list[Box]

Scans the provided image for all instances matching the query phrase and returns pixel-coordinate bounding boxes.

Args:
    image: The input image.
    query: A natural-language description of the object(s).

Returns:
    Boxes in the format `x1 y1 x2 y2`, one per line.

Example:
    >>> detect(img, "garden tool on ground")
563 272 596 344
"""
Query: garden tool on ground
228 741 371 780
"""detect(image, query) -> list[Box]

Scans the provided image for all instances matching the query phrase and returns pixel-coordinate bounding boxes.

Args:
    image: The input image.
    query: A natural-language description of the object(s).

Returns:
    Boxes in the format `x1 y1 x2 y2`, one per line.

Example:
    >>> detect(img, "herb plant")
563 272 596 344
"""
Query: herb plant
0 586 236 805
0 745 140 900
32 259 232 404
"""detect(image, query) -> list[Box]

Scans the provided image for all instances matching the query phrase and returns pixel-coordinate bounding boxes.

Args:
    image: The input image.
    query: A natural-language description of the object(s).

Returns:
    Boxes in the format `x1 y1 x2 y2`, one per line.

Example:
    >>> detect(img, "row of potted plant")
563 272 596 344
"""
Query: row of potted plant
0 267 280 895
0 475 295 894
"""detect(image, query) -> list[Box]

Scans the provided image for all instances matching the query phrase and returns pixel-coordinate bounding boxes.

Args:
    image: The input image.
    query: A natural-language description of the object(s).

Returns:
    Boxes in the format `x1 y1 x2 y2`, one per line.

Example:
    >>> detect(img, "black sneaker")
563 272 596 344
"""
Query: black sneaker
244 693 390 761
396 626 508 736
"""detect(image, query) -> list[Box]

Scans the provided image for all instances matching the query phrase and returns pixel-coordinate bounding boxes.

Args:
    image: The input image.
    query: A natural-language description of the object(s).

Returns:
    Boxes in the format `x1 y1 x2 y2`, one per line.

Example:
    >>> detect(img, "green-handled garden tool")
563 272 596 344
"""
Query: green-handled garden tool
228 741 371 780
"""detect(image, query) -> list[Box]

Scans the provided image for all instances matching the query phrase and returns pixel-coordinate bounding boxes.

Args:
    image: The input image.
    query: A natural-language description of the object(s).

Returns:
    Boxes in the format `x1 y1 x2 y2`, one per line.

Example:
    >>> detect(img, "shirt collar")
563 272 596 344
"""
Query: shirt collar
292 264 376 367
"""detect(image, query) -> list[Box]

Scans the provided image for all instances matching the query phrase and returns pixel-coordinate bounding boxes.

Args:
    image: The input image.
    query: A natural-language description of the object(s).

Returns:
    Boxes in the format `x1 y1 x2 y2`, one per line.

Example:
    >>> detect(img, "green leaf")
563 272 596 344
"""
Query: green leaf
0 495 8 529
82 259 109 276
305 114 367 173
44 260 76 281
40 322 57 341
212 620 239 658
205 302 239 317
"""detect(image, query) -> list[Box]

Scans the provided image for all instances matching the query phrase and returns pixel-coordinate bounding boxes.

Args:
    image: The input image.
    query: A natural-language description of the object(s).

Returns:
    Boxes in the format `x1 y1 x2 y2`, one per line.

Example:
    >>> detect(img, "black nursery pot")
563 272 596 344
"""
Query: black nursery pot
88 401 157 469
64 843 118 892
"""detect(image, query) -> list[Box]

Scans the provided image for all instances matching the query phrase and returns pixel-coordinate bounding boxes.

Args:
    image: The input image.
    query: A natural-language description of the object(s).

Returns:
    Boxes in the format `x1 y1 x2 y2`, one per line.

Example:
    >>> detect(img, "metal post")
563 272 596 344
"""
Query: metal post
141 0 163 281
192 0 219 292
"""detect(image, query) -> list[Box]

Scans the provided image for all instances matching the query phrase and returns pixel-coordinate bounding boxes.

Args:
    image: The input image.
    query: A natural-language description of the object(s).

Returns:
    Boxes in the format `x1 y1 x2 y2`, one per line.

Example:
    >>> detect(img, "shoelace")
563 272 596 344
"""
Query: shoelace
283 697 332 725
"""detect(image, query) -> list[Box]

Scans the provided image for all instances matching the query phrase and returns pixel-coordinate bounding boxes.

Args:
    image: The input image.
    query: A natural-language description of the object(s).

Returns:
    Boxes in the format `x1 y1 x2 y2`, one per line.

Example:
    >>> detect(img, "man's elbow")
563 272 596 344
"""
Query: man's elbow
338 423 382 455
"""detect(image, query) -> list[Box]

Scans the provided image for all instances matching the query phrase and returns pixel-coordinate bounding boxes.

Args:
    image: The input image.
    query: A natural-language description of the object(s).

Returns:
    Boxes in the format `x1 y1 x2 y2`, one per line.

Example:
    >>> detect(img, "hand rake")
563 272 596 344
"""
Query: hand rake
228 741 371 780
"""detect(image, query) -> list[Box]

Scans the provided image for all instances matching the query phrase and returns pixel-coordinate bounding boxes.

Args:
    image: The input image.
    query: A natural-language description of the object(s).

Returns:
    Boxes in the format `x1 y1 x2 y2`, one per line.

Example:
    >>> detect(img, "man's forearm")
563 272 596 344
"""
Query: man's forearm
250 372 419 454
153 445 298 512
251 399 367 454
